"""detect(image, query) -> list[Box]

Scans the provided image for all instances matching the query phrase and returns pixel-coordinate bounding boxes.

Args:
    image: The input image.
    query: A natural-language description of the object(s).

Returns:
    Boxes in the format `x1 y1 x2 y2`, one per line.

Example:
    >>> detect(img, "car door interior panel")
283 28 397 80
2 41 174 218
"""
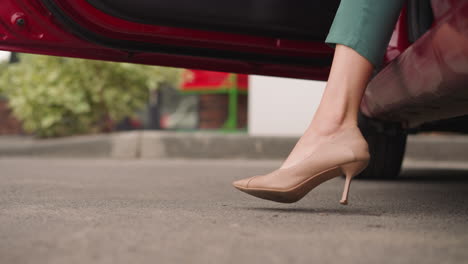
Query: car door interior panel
86 0 341 41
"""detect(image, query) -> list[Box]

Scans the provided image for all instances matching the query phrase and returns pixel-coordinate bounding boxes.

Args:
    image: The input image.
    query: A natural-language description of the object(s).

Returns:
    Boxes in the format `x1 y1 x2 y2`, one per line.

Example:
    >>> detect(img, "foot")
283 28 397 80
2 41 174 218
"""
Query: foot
232 125 370 203
280 123 359 169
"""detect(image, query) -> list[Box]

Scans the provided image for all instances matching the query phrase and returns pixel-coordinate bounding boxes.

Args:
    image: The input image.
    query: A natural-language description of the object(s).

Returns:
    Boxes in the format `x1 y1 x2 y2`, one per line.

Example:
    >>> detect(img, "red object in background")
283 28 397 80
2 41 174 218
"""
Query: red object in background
384 7 410 64
181 70 248 92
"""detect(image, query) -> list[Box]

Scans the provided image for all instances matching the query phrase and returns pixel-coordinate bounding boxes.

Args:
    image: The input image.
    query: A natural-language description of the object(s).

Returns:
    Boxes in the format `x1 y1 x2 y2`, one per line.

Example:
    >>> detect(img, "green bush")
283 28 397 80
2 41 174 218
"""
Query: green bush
0 54 180 137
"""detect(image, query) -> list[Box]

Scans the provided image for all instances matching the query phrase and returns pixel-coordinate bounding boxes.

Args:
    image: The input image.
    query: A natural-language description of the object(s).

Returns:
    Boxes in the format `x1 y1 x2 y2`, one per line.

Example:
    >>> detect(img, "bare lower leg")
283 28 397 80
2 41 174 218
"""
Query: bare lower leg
280 44 374 169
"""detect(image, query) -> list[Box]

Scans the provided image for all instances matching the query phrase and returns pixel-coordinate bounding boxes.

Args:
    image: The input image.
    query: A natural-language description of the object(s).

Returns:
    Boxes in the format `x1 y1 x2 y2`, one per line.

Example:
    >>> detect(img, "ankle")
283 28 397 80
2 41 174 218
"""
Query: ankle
306 116 357 137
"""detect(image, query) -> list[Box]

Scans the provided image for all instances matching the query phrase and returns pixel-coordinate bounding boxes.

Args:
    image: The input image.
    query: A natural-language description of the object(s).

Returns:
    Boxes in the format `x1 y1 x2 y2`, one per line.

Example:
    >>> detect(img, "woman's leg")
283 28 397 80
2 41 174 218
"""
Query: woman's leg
280 0 406 169
280 44 372 169
233 0 406 203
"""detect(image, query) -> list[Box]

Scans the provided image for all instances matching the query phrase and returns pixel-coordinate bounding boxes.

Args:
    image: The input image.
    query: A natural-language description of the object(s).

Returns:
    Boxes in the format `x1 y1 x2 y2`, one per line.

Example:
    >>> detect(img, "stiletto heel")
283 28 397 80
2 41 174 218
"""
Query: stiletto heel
339 160 368 205
233 126 370 204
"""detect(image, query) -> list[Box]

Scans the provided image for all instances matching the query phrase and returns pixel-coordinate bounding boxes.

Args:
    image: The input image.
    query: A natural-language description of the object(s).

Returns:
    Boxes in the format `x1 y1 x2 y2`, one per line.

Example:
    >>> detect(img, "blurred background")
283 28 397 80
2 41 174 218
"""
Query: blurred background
0 51 326 139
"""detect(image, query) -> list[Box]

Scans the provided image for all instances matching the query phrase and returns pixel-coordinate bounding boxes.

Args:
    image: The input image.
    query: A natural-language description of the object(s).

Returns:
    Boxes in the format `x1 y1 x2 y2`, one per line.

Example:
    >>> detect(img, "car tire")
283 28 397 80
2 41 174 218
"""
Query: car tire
356 112 407 179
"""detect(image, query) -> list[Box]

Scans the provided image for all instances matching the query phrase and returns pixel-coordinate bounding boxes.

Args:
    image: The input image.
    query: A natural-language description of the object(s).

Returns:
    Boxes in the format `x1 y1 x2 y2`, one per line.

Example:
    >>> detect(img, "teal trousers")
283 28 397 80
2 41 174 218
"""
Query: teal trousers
326 0 406 68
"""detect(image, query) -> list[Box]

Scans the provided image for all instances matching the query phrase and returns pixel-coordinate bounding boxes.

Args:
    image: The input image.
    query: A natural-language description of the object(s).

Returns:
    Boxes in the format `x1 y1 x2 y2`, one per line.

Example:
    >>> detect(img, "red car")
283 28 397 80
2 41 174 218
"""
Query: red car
0 0 467 178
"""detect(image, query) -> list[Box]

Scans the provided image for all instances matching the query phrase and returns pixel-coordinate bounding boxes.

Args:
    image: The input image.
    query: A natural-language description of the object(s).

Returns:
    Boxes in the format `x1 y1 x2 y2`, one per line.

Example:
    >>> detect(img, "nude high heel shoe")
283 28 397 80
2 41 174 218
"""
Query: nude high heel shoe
232 126 370 205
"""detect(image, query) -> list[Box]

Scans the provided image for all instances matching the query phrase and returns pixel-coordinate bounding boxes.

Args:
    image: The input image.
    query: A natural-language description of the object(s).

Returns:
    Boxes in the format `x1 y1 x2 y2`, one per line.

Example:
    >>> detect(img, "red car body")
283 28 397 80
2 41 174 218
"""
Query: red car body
0 0 466 128
0 0 336 80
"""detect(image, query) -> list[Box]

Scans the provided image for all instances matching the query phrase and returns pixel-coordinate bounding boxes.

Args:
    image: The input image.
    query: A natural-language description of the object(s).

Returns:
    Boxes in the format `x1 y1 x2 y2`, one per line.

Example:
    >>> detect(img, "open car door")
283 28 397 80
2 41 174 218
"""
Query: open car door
0 0 340 80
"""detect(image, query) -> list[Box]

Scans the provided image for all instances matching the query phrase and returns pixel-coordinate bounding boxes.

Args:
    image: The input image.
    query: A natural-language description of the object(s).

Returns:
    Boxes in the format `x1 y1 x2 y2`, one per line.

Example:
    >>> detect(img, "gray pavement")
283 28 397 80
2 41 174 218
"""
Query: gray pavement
2 131 468 162
0 158 467 264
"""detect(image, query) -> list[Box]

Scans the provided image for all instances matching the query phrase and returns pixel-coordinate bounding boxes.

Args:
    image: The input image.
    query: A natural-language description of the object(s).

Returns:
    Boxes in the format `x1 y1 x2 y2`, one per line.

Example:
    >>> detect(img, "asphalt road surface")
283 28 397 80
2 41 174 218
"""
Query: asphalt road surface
1 158 467 264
